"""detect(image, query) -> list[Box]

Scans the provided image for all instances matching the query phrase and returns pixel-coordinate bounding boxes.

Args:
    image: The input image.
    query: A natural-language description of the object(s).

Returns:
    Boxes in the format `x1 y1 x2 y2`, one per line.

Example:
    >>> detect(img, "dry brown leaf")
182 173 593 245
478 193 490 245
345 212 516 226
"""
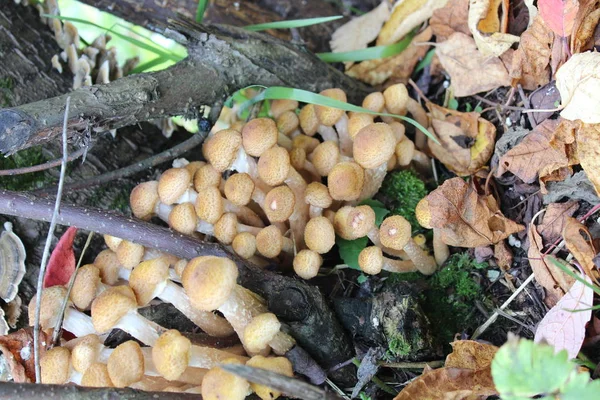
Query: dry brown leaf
394 367 497 399
0 328 50 383
563 217 599 284
556 52 600 123
571 0 600 53
377 0 449 45
330 1 390 69
435 32 511 97
494 241 513 271
576 123 600 196
538 201 579 243
527 222 574 307
420 178 524 247
468 0 520 56
509 16 554 90
427 102 496 175
430 0 471 41
346 27 432 85
496 119 569 184
445 340 498 370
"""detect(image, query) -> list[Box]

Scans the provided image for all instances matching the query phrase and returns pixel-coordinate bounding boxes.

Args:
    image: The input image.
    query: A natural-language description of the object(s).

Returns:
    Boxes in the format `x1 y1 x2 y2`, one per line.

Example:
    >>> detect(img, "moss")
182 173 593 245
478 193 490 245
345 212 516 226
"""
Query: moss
376 170 428 233
387 335 412 358
0 147 52 191
0 78 14 108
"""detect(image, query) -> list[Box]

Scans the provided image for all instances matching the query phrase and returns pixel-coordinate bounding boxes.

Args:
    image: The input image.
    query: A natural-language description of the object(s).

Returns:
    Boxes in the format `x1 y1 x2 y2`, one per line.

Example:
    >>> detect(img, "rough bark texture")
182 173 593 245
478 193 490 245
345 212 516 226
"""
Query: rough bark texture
0 20 371 155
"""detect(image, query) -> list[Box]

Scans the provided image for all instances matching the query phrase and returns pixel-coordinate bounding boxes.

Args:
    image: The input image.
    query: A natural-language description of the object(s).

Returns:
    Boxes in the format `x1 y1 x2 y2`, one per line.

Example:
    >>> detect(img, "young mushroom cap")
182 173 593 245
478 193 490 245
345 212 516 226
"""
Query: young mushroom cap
256 225 292 258
103 235 122 252
168 202 197 235
152 329 191 381
293 249 323 279
224 173 255 206
383 83 409 115
311 141 340 176
71 334 102 374
362 91 385 113
195 186 224 224
348 113 375 139
298 104 320 136
81 362 114 387
270 99 299 119
158 168 192 205
194 164 222 191
415 198 432 229
232 232 257 259
246 355 294 400
304 216 335 254
202 358 250 400
242 118 278 157
184 160 206 177
258 146 291 186
116 240 145 270
358 246 417 275
276 110 300 136
202 129 243 172
214 213 241 245
328 161 365 201
128 258 169 306
334 205 376 240
353 123 396 169
28 286 68 329
315 88 347 126
90 286 138 333
264 186 296 222
305 182 333 209
130 181 159 220
182 256 238 311
291 135 320 153
94 249 120 285
395 138 415 167
242 313 281 354
107 340 145 387
70 264 101 310
41 347 71 384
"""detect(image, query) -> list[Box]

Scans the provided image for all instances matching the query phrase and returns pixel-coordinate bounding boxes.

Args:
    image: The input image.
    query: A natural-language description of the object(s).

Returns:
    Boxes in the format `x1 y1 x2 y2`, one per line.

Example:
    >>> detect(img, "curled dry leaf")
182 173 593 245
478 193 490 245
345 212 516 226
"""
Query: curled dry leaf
527 222 574 307
429 0 470 41
445 340 498 370
509 16 554 90
494 241 513 271
563 217 599 284
427 102 496 175
346 27 432 86
576 123 600 196
537 201 579 244
0 222 26 303
376 0 449 45
556 52 600 124
571 0 600 53
0 328 50 382
534 266 593 359
43 226 77 288
330 1 390 69
468 0 520 56
538 0 579 37
418 178 524 247
435 32 511 97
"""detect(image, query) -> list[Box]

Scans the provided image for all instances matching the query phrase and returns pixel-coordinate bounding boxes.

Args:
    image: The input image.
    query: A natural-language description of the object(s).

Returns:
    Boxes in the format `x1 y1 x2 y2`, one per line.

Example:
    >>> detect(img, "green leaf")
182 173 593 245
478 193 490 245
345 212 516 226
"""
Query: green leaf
414 49 435 73
245 16 343 31
356 274 368 284
358 199 389 227
337 235 368 270
317 34 413 63
196 0 209 23
448 97 459 110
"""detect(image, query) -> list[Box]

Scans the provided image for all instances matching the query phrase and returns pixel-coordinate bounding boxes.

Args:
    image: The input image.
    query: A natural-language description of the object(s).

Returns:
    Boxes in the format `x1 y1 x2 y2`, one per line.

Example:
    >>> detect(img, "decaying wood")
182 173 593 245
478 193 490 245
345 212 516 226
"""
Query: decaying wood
0 189 356 385
0 20 371 155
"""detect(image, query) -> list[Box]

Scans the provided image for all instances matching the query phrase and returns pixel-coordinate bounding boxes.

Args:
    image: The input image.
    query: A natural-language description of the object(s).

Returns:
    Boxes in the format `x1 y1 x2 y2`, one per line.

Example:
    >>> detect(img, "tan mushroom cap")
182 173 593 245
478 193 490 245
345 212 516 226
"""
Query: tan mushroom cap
203 129 242 172
276 110 299 136
304 217 335 254
291 134 320 153
71 334 101 374
305 182 332 209
358 246 383 275
243 313 281 354
246 355 294 400
194 164 222 191
130 180 159 220
214 212 238 245
328 162 365 201
195 186 224 224
91 286 138 333
289 147 307 171
348 113 375 139
158 168 191 205
94 249 120 285
293 249 322 279
379 215 411 250
311 141 339 176
298 103 319 136
395 138 415 167
383 83 409 115
116 240 145 270
81 362 114 387
232 232 256 259
334 205 376 240
182 256 238 311
415 198 432 229
129 257 169 306
270 99 298 119
256 226 286 258
152 329 192 381
224 173 255 206
389 121 406 141
258 146 290 186
70 264 101 310
103 234 122 252
315 88 347 126
41 347 71 384
362 91 385 113
353 123 396 169
184 160 205 177
202 358 250 400
264 186 295 222
168 202 197 235
107 340 145 387
28 286 67 329
242 118 278 157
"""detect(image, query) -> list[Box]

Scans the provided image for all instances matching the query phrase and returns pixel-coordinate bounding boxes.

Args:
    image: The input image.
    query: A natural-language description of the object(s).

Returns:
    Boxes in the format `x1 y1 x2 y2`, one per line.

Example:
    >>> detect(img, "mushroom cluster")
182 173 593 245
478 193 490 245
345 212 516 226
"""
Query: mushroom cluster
130 84 439 278
28 235 294 398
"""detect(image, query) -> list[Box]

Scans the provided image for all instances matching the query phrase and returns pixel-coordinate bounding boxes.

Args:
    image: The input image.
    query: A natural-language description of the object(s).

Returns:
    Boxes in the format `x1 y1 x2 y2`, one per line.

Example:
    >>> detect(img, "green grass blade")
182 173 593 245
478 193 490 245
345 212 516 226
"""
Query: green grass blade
196 0 209 23
128 56 172 74
415 49 435 73
547 256 600 297
245 16 343 31
317 33 414 63
238 86 438 144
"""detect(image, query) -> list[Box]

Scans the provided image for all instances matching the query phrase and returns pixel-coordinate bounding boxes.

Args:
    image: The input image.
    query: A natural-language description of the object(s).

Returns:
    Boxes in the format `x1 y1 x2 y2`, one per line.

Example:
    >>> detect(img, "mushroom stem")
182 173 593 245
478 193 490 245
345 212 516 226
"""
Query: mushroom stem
358 163 388 201
317 125 338 144
433 229 450 266
334 113 353 157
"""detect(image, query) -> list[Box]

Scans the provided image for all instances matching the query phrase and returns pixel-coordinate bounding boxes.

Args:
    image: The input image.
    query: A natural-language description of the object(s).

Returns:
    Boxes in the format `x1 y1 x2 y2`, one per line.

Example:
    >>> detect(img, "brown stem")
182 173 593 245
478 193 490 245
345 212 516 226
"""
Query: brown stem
0 145 88 176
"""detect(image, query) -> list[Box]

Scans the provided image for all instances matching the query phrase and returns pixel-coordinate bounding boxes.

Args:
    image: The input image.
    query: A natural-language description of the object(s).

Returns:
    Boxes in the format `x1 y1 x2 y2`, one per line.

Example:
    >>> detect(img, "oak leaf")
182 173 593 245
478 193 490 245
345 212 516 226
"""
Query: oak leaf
468 0 520 56
429 0 471 41
534 263 593 359
538 0 579 37
418 178 524 247
563 217 598 284
538 201 579 243
427 102 496 175
435 33 511 97
556 52 600 123
377 0 448 45
445 340 498 370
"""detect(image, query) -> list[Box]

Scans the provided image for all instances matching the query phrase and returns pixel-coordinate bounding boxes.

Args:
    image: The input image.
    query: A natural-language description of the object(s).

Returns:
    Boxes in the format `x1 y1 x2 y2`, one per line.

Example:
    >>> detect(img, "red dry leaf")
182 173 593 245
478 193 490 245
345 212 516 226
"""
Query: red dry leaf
43 226 77 288
538 0 580 37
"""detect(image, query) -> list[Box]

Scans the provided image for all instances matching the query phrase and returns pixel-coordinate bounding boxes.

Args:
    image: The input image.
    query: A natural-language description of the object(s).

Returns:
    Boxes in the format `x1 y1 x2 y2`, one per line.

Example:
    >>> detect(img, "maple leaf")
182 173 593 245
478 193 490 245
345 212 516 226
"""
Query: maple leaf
538 0 579 37
43 226 78 288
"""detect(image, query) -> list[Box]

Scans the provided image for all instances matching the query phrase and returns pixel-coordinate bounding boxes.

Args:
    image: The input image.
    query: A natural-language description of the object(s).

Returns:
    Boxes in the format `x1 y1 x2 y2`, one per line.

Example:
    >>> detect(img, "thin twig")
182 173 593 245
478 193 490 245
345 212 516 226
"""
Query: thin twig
408 79 431 103
33 96 71 383
0 146 87 176
51 231 94 346
472 95 528 112
517 84 537 128
380 360 444 369
33 130 207 196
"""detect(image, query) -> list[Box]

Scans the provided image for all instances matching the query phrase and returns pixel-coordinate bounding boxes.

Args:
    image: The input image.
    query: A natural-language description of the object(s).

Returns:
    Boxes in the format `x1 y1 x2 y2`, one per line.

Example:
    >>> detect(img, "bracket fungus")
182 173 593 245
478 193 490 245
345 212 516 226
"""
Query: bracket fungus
0 222 26 303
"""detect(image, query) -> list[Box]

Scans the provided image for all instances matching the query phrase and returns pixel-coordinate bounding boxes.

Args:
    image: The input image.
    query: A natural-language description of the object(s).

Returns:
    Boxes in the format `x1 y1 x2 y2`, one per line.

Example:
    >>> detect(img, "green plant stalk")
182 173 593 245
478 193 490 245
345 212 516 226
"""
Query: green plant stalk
196 0 209 23
317 33 414 63
245 15 343 31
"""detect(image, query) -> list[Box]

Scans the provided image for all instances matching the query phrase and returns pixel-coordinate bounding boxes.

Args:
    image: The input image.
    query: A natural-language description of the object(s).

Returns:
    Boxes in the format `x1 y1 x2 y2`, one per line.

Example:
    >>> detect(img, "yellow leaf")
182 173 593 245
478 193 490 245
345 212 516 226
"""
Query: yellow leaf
468 0 520 56
377 0 448 45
